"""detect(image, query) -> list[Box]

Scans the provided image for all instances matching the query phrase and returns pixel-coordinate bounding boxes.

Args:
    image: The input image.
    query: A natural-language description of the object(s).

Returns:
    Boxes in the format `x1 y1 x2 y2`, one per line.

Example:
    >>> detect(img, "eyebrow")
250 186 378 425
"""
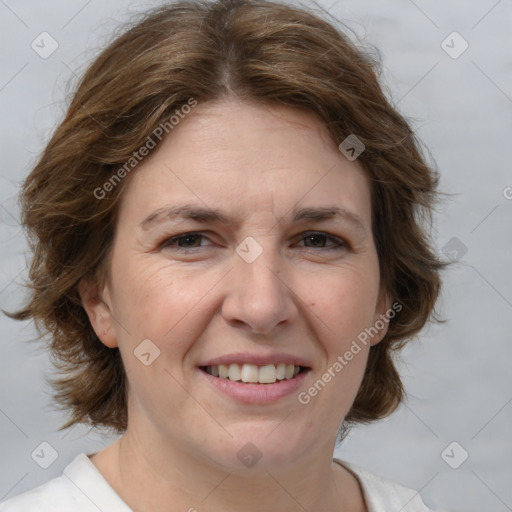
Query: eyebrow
140 204 366 234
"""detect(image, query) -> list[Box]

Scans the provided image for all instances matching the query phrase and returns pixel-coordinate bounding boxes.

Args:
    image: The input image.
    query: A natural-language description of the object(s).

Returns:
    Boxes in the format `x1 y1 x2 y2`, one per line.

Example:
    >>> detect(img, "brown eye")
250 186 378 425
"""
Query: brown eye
160 232 212 250
298 232 346 251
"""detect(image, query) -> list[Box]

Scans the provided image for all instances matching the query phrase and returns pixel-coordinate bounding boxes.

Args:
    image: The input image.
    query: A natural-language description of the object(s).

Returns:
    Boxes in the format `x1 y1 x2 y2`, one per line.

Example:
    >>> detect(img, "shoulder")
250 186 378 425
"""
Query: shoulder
0 474 78 512
334 458 436 512
0 453 130 512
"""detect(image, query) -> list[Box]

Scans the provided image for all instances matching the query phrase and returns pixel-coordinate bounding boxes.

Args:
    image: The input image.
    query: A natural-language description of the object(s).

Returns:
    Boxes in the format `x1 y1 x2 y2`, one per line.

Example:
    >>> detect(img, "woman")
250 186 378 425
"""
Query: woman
1 0 447 510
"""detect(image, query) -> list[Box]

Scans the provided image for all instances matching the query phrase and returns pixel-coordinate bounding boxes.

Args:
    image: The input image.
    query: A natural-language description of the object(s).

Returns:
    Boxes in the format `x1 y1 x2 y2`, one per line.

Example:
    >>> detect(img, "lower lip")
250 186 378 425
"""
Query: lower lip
198 368 310 404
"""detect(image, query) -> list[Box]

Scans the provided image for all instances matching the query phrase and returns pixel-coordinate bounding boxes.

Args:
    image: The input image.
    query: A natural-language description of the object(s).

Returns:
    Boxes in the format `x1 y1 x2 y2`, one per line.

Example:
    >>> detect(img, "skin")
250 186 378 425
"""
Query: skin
80 97 391 512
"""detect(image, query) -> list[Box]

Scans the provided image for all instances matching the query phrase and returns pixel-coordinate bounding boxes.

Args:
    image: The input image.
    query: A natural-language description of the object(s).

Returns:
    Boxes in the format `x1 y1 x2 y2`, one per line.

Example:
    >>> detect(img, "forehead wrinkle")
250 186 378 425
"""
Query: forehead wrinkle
139 202 366 237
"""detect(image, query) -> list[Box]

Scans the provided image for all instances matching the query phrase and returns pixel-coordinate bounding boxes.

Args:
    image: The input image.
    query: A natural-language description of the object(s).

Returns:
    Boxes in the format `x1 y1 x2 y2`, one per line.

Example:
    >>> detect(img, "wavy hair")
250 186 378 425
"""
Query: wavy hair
7 0 447 433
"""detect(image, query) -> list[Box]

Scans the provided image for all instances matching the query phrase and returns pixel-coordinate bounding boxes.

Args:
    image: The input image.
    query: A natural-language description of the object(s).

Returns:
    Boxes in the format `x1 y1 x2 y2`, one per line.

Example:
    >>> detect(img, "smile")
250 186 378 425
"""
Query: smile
198 362 311 404
200 363 308 384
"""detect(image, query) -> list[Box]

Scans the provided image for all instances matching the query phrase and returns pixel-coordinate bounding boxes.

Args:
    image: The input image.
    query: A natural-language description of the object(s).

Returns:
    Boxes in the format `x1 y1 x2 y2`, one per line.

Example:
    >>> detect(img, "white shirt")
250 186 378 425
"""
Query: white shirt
0 453 435 511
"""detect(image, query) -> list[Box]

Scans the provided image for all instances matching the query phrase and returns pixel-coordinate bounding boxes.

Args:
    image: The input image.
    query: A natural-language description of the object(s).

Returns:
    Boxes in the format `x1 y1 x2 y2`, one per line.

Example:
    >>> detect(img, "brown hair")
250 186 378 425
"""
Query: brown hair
7 0 447 433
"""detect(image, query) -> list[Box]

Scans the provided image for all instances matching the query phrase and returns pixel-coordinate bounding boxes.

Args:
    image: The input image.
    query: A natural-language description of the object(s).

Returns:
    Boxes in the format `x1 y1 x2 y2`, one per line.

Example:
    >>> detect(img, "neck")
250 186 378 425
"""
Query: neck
91 427 365 512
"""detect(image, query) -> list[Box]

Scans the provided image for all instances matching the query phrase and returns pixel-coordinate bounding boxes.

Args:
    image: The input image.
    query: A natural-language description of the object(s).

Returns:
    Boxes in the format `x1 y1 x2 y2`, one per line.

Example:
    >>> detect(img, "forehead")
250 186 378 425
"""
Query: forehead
117 99 372 228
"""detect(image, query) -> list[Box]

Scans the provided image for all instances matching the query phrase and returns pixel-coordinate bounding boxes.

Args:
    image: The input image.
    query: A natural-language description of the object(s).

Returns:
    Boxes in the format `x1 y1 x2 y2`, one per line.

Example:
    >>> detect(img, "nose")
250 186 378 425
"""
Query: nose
221 244 299 335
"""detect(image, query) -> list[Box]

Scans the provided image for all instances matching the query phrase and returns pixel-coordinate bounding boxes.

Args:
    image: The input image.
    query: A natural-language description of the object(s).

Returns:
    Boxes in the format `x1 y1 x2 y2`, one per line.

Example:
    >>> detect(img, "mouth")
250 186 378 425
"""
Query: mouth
197 360 311 404
199 363 309 384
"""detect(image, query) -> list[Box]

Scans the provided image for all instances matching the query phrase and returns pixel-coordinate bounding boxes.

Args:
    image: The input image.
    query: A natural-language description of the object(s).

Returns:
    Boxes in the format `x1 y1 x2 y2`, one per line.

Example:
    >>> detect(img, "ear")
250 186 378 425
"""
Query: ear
369 287 392 346
78 275 118 348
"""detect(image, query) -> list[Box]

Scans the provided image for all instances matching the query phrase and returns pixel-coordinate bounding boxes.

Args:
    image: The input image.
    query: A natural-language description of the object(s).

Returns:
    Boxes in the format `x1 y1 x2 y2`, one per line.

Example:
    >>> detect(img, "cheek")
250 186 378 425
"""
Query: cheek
111 258 220 353
304 269 377 417
112 257 180 323
306 263 380 343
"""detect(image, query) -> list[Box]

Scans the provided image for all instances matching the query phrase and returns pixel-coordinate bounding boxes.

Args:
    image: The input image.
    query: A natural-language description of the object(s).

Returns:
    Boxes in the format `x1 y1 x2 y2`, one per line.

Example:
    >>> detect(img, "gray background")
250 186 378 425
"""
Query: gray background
0 1 511 511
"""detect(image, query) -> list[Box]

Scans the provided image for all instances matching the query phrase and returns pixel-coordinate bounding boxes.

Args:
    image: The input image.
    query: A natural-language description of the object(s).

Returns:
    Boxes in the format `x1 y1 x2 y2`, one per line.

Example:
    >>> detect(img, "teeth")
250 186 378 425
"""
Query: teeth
258 364 277 384
241 364 259 383
204 363 304 383
259 364 277 384
228 363 241 381
218 364 229 379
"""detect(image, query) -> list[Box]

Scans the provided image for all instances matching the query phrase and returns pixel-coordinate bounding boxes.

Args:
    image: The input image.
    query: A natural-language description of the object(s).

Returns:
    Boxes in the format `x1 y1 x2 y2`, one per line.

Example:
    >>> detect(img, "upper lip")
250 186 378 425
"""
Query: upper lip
199 352 312 368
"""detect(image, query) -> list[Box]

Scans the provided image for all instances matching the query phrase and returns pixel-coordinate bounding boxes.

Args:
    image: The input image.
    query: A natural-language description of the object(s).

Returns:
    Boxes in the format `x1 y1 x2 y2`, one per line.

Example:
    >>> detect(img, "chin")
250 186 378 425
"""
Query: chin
197 418 311 472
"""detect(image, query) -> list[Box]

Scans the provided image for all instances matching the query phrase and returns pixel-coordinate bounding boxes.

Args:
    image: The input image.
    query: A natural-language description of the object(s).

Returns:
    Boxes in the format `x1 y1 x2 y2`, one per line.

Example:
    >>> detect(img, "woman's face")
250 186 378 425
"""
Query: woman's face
84 99 390 470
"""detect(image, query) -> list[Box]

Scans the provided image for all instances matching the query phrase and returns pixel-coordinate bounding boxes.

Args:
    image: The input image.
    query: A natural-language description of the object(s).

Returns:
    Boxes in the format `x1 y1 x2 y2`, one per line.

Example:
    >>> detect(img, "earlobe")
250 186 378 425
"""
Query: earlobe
78 277 118 348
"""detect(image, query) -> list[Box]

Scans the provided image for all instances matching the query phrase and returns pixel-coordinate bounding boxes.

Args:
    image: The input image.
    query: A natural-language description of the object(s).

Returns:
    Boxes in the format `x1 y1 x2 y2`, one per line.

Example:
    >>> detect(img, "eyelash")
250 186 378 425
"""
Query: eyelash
159 231 347 252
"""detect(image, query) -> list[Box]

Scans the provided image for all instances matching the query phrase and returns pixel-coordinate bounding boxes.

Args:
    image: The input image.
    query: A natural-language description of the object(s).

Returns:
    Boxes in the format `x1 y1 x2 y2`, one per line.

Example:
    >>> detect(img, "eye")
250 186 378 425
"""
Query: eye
160 232 213 250
296 231 347 251
158 231 347 253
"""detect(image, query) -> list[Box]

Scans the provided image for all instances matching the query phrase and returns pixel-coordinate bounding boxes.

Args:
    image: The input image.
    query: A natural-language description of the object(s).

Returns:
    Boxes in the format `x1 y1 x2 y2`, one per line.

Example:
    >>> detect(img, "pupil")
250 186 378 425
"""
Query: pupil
307 234 324 247
181 235 199 247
